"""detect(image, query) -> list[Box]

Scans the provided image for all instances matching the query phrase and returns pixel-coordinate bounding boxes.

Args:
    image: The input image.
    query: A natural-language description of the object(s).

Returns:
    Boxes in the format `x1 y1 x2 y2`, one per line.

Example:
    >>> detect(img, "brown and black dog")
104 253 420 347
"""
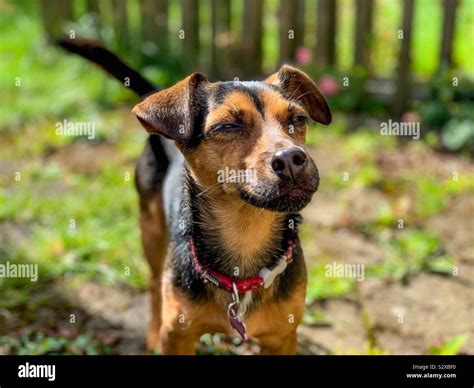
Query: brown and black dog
59 38 331 355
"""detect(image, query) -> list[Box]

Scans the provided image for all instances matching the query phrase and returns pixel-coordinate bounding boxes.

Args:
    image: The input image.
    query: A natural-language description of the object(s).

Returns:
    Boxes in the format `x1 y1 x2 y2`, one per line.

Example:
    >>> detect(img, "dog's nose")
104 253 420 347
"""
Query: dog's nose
271 147 308 182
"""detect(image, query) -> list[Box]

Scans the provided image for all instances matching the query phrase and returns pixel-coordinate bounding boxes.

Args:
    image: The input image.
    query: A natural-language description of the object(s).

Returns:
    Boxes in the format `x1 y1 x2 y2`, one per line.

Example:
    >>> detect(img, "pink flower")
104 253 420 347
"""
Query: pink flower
318 75 340 96
401 111 420 123
295 46 312 65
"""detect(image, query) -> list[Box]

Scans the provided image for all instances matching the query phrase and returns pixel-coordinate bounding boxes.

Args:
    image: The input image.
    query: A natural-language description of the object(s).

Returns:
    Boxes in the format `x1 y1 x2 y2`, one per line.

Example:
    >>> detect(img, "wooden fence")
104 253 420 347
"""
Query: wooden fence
38 0 461 117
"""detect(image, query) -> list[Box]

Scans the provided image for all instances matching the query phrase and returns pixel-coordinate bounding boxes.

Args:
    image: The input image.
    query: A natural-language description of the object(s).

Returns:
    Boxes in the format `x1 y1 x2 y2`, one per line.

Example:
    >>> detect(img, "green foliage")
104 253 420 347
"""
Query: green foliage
441 119 474 151
0 11 131 130
306 263 355 304
415 177 447 218
302 310 330 327
374 204 398 227
0 332 113 355
368 230 455 280
363 341 389 355
419 68 474 152
196 334 234 355
419 100 452 128
414 175 474 218
0 152 148 289
429 334 469 355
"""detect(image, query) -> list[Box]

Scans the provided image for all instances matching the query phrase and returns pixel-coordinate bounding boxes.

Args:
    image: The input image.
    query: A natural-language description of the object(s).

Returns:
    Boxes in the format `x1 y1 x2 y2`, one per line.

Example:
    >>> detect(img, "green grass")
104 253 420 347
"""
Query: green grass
366 229 455 280
306 262 356 303
0 6 135 130
0 331 114 355
0 109 150 295
0 164 147 290
414 174 474 218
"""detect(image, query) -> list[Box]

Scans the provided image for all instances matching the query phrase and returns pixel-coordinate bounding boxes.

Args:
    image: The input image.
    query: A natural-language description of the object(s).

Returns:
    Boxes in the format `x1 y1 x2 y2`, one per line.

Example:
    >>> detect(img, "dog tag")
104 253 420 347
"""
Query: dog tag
228 304 248 341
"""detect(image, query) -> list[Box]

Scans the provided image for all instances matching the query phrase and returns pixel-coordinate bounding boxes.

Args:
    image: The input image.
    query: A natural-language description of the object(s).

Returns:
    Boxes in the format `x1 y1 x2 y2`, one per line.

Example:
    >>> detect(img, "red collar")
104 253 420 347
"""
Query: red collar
189 237 295 294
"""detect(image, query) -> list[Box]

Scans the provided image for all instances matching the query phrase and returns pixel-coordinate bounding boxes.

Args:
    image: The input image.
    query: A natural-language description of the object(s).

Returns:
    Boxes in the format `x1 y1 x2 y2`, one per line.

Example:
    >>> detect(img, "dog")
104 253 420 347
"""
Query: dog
59 38 331 355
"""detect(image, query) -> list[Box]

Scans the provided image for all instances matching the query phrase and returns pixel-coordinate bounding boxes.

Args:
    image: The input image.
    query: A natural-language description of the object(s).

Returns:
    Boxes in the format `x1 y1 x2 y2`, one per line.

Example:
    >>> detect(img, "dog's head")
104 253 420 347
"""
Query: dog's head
133 66 331 212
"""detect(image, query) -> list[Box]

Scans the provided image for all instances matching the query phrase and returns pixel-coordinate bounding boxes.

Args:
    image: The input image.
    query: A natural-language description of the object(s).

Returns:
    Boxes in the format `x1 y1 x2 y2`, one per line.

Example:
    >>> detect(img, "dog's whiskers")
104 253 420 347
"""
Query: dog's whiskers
195 183 220 198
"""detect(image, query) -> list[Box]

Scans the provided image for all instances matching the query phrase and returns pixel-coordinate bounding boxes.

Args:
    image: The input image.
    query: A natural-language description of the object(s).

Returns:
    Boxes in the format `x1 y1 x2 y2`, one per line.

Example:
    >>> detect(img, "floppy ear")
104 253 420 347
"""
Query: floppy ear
132 72 207 143
265 65 331 125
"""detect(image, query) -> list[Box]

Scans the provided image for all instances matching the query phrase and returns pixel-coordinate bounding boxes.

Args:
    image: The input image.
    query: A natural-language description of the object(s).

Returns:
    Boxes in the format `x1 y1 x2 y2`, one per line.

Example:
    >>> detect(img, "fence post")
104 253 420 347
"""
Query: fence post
278 0 304 65
181 0 200 70
439 0 458 68
295 0 305 51
111 0 130 49
39 0 74 39
354 0 374 69
211 0 231 79
242 0 263 76
393 0 415 118
86 0 102 36
315 0 337 67
140 0 169 54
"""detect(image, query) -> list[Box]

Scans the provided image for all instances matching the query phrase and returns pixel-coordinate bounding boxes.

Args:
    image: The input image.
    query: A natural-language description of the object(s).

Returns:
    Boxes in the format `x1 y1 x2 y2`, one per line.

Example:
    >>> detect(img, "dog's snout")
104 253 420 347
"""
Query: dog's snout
271 147 308 182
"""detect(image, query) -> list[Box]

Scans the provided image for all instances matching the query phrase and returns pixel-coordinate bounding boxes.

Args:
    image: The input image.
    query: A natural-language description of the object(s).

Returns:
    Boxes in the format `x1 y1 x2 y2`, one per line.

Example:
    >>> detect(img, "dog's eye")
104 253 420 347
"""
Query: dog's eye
291 115 309 125
212 123 244 132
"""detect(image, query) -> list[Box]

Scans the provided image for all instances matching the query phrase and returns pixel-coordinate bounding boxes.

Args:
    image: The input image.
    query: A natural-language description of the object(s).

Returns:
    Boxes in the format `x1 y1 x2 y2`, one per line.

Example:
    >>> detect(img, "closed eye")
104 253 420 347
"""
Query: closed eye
210 122 244 132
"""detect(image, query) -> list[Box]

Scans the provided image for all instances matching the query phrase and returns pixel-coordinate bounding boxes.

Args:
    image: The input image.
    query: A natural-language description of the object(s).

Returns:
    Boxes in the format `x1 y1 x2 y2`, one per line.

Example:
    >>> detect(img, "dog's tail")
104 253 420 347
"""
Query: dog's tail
57 37 173 189
57 37 158 97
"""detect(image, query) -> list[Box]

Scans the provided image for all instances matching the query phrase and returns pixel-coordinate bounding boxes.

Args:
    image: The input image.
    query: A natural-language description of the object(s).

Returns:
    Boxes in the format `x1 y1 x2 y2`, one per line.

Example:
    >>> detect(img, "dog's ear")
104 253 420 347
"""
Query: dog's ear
132 72 207 143
265 65 331 125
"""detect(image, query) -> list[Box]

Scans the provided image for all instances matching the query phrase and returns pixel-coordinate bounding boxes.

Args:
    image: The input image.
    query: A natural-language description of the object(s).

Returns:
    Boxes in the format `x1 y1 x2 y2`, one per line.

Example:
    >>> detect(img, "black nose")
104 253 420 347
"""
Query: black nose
271 147 308 182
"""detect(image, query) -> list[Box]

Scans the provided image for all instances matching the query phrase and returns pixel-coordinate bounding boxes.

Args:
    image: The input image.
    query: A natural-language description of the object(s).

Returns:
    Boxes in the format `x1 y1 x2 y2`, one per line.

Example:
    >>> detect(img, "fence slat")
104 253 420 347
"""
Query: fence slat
86 0 101 36
242 0 263 76
295 0 305 50
393 0 415 117
181 0 200 69
278 0 305 65
211 0 231 79
316 0 337 67
86 0 100 15
111 0 130 48
354 0 374 69
40 0 74 38
140 0 169 53
439 0 459 68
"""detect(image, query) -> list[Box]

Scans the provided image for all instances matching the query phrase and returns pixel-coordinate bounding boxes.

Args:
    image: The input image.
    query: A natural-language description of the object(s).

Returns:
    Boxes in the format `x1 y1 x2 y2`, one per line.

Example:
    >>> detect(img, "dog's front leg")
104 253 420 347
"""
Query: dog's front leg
159 326 199 355
138 192 168 352
159 283 200 355
258 330 298 355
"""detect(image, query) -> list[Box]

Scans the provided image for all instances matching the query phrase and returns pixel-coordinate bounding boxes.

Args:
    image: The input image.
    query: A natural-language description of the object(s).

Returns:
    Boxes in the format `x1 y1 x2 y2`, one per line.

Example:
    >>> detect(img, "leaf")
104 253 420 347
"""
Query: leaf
441 119 474 151
429 334 469 355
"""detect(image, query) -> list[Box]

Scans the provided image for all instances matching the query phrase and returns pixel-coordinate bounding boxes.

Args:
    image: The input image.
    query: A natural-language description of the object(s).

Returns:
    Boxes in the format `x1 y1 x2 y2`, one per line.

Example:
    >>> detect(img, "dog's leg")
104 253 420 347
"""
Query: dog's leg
255 281 306 355
139 192 168 352
159 327 200 355
159 285 200 355
258 330 298 355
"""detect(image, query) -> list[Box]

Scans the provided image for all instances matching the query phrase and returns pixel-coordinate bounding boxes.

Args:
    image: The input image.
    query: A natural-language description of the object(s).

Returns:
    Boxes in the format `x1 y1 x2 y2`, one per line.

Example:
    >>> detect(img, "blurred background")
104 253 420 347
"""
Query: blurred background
0 0 473 355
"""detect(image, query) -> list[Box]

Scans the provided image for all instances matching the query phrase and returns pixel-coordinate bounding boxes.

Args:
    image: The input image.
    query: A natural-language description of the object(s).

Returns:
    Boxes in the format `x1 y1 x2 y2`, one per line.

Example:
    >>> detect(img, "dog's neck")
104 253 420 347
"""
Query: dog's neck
184 172 294 276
